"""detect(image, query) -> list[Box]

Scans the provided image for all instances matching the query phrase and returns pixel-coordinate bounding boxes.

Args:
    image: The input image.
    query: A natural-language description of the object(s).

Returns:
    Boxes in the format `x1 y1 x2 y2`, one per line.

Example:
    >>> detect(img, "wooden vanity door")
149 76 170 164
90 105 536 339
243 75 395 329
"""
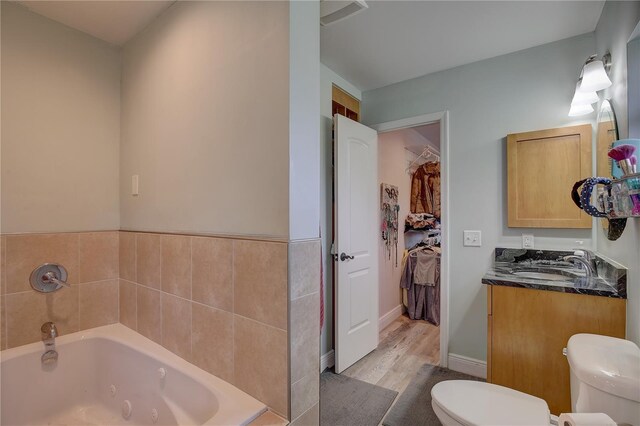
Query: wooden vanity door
488 285 625 415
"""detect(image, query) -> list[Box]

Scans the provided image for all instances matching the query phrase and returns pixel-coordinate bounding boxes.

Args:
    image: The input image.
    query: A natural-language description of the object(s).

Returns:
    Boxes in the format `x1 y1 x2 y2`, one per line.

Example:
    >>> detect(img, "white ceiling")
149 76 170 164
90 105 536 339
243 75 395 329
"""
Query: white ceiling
14 1 175 46
13 1 605 87
321 1 605 91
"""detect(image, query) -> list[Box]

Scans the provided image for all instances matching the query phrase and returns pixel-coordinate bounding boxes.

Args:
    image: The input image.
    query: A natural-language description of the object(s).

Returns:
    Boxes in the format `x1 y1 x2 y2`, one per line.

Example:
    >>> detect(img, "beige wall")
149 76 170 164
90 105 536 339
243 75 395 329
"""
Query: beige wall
1 2 320 423
119 1 290 239
1 2 121 234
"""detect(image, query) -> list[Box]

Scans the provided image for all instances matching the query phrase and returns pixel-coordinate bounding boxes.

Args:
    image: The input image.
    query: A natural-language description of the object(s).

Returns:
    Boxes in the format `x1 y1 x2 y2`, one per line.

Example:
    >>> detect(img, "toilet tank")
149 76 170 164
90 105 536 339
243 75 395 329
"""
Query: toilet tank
566 334 640 426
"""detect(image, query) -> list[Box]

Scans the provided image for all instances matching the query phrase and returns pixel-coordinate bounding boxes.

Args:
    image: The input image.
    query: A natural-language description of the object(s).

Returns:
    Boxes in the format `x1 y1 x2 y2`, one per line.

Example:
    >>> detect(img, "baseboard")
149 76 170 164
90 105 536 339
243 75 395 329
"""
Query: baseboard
320 350 335 372
379 304 404 331
447 353 487 379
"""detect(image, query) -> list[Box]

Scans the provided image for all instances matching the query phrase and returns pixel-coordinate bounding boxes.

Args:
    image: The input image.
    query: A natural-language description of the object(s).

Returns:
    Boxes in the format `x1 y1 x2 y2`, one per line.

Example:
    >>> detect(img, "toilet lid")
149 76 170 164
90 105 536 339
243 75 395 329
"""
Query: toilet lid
431 380 550 426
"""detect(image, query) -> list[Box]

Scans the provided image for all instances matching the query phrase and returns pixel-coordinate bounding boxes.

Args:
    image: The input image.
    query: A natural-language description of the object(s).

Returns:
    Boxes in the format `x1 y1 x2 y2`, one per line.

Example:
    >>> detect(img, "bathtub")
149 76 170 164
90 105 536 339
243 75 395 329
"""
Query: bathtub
1 324 266 425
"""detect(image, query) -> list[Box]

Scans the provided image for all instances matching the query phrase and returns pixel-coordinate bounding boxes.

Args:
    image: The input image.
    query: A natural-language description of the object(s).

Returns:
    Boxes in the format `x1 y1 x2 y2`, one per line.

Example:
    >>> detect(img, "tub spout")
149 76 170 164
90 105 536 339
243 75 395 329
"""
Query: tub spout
41 322 59 365
41 322 58 350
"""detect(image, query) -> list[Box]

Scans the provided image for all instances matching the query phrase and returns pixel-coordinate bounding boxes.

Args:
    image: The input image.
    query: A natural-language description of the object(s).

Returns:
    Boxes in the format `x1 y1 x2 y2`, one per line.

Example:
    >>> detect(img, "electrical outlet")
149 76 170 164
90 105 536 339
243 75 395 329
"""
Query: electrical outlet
463 230 481 247
522 234 534 249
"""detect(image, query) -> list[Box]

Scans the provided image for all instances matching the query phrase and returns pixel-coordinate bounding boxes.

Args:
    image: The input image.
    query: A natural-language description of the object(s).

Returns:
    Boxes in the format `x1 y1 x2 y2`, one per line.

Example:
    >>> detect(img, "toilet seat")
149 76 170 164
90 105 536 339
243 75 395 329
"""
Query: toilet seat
431 380 551 426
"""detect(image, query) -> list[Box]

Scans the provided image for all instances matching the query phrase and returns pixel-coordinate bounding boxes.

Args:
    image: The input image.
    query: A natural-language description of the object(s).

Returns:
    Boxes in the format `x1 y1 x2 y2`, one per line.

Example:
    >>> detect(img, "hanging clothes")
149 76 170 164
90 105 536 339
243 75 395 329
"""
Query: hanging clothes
410 162 441 218
400 246 440 325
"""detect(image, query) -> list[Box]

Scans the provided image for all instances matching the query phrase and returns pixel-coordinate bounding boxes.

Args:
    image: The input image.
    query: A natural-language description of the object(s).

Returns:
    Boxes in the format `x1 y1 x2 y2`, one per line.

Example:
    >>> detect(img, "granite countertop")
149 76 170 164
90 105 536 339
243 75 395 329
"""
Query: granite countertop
482 248 627 299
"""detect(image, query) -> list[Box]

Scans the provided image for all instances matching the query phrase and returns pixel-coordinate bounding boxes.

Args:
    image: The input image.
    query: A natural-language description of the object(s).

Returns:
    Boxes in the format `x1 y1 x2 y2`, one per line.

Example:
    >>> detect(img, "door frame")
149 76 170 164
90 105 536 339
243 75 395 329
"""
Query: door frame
371 111 450 368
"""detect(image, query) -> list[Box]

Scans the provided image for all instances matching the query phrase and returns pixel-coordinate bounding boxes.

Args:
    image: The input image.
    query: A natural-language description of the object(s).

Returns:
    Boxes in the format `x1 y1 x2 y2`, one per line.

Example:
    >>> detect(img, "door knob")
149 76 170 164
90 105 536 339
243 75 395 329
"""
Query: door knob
340 252 354 261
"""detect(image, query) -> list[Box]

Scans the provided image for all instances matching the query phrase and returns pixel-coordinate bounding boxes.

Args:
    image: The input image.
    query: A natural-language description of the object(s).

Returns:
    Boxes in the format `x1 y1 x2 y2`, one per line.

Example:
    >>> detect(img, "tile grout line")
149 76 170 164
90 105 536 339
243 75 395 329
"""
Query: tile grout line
231 239 236 383
189 236 193 359
76 233 81 329
160 235 163 347
116 232 120 326
133 232 138 331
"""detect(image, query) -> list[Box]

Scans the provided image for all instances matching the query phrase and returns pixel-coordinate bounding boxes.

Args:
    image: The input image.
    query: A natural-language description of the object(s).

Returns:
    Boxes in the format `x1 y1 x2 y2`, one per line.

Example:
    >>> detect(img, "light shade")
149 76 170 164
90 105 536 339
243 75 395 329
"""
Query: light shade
568 103 594 117
579 60 612 92
571 82 599 106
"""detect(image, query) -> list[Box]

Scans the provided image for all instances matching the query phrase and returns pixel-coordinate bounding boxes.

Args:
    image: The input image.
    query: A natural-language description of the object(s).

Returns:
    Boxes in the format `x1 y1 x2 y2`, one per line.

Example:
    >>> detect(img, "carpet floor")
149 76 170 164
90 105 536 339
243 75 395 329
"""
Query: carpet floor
320 371 398 426
382 364 483 426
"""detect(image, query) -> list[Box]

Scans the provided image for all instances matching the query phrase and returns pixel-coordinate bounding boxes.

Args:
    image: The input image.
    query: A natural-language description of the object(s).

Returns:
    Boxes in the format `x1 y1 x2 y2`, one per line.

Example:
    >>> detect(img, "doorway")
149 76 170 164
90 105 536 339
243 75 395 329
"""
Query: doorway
328 112 449 374
320 112 450 424
338 114 447 393
372 111 450 370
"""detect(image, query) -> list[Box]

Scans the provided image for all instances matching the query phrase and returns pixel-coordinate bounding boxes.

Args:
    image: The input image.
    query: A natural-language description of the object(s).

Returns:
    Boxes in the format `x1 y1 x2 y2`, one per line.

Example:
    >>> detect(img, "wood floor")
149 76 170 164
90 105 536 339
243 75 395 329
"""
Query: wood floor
341 313 440 396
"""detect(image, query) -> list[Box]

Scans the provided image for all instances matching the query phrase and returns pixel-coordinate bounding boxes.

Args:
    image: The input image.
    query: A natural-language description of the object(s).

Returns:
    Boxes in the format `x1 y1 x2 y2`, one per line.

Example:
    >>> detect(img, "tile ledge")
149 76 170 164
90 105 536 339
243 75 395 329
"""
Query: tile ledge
248 410 288 426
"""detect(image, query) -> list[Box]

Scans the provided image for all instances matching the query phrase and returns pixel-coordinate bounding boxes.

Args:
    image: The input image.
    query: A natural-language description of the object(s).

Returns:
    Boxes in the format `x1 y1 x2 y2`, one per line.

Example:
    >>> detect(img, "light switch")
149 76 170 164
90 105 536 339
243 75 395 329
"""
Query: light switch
463 230 481 247
131 175 139 196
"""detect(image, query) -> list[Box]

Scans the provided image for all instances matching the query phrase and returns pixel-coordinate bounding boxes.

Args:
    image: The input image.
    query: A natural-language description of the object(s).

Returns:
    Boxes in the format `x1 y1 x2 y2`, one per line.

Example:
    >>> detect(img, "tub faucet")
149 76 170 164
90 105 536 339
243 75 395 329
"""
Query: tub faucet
41 322 59 365
41 321 57 344
562 254 596 277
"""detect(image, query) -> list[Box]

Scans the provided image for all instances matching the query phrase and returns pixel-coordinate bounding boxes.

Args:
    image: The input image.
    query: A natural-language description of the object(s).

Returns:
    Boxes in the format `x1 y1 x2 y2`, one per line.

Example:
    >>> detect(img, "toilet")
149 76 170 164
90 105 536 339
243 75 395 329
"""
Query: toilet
431 334 640 426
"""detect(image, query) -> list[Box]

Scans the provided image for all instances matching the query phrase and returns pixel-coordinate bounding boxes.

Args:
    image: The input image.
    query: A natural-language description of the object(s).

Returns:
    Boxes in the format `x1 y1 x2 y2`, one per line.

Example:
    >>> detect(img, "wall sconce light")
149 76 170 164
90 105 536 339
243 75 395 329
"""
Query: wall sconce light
579 53 612 92
568 52 612 117
568 103 595 117
571 82 599 106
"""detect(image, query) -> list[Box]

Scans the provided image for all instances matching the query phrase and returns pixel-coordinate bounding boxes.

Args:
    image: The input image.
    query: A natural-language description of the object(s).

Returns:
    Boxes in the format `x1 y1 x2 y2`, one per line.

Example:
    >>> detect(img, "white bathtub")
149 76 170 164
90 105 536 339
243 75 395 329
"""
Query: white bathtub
1 324 266 425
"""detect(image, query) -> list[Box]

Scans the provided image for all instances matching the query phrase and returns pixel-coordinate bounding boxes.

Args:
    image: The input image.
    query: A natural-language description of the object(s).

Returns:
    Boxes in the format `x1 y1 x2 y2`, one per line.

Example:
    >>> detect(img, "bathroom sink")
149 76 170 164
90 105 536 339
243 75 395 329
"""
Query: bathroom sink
512 271 571 281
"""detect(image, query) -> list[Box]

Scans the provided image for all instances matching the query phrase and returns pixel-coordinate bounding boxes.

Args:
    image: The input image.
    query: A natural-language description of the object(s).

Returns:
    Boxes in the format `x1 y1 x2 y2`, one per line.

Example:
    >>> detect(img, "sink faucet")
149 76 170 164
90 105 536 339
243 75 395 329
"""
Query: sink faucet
563 251 596 277
41 322 59 365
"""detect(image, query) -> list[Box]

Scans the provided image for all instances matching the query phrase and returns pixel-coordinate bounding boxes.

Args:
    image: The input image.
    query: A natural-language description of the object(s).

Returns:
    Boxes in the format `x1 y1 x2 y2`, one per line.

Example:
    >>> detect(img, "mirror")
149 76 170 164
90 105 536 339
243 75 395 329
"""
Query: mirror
596 99 618 178
628 27 640 139
595 100 618 232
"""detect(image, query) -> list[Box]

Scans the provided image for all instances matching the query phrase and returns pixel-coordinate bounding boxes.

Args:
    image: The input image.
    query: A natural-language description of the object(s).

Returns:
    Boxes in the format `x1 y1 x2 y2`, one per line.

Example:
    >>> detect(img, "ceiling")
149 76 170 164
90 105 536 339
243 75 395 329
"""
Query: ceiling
14 1 175 46
13 1 605 87
321 1 605 91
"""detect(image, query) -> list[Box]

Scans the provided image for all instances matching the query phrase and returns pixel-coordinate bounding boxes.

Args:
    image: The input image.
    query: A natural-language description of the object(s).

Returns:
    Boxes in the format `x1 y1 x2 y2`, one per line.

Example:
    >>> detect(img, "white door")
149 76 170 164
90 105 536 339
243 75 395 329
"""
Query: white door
334 114 379 373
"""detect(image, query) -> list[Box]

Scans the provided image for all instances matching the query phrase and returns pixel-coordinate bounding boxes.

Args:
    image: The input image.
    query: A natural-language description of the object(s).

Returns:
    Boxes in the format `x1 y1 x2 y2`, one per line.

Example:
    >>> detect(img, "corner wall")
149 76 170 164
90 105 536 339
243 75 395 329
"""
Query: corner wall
119 1 290 239
0 2 121 361
287 2 321 425
1 2 121 233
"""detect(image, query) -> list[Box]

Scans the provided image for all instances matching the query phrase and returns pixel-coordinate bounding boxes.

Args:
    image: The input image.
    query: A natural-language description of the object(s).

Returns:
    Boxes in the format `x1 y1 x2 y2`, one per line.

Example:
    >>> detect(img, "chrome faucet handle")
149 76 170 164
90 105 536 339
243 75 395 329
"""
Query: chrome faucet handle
41 322 58 340
42 271 70 288
30 264 69 293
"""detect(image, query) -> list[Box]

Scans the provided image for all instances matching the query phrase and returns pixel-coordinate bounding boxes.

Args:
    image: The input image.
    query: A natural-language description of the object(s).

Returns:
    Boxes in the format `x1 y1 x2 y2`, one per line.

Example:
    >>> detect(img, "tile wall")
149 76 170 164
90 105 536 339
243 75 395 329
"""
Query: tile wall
0 230 321 424
0 231 119 350
119 232 290 418
288 240 321 425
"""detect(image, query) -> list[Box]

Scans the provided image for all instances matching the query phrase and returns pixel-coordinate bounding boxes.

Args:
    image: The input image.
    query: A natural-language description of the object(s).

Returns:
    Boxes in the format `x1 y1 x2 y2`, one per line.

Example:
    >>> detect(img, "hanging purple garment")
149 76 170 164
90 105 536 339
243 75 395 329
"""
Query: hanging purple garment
400 249 440 326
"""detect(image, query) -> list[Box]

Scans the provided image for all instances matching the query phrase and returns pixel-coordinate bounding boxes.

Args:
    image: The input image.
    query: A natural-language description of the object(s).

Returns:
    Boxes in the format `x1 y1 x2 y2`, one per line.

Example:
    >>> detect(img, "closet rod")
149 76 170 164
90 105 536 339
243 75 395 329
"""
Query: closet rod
406 145 440 173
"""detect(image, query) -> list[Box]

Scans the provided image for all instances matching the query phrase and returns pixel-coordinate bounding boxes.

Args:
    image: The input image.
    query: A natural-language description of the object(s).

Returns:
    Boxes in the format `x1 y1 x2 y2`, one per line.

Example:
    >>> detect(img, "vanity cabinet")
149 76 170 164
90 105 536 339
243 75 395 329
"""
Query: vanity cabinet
486 285 625 415
507 124 592 228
